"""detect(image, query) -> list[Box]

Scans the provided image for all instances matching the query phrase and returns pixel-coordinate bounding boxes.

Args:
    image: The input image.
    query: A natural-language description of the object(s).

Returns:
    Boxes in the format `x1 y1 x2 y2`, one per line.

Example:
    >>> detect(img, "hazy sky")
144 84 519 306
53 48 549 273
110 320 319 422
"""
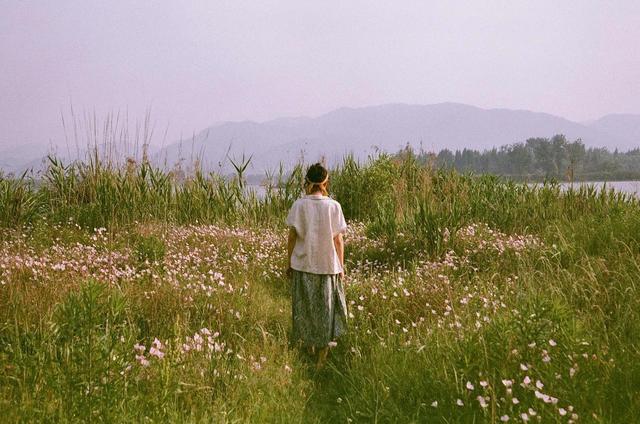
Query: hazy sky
2 0 640 149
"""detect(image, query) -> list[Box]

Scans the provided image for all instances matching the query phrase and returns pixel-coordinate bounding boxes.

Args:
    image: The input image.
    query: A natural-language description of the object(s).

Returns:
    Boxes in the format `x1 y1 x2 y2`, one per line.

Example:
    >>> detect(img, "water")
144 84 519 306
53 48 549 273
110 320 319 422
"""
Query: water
557 181 640 198
249 181 640 199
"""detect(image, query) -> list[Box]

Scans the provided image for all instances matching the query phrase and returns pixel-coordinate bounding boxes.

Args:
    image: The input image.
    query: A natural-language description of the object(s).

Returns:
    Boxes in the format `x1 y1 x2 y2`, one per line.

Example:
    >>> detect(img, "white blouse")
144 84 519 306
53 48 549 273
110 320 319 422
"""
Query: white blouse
286 194 347 275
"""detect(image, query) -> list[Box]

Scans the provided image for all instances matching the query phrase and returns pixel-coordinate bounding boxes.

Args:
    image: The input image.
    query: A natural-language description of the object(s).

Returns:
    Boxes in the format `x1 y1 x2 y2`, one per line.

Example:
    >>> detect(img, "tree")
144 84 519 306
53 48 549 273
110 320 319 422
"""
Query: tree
565 139 585 181
437 149 455 169
550 134 568 177
507 142 533 176
527 137 554 176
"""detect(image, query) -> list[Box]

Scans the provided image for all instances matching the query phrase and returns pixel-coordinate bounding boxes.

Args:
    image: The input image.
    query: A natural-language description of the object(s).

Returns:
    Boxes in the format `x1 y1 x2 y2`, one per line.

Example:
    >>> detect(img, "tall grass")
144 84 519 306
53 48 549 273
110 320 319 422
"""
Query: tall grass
2 149 638 264
0 154 301 229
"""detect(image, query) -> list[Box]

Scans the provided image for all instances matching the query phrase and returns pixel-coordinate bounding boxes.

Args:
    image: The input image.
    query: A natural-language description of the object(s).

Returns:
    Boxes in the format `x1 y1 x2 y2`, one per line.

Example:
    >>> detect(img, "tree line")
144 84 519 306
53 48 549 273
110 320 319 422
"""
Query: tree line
411 134 640 181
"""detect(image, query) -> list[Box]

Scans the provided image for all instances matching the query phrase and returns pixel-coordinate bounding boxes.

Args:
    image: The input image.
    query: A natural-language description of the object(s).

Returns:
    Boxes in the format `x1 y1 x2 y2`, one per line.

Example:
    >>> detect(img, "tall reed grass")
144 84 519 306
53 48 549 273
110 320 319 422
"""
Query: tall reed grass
2 149 638 259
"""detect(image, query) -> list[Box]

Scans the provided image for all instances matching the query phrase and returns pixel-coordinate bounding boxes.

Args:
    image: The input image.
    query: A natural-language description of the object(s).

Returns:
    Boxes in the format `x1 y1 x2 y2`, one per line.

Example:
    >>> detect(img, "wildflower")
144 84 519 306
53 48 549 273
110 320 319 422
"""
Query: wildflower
466 381 475 390
135 354 150 367
535 380 544 389
328 341 338 347
152 338 163 350
500 415 510 422
480 380 488 388
534 390 552 403
149 346 164 359
456 399 464 406
431 401 438 407
549 339 557 347
520 412 529 421
520 363 529 371
502 379 513 388
523 375 531 385
477 395 488 408
559 408 567 416
133 343 146 353
512 397 520 405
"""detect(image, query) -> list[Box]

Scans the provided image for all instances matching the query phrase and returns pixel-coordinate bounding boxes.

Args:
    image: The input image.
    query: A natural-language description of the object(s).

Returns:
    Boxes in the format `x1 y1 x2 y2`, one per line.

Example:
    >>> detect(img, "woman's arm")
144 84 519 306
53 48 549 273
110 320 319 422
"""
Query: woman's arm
286 227 297 276
333 232 344 279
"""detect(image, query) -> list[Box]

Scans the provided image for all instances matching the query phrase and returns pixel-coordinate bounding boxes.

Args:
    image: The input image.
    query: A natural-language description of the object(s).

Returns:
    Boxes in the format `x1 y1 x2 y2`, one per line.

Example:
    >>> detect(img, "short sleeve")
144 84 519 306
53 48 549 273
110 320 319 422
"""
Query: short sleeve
331 203 348 237
286 201 302 234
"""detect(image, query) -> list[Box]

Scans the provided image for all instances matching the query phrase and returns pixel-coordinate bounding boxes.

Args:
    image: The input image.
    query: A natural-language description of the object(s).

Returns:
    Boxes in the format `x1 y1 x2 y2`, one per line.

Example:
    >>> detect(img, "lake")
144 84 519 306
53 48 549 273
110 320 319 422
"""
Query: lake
556 181 640 198
249 181 640 199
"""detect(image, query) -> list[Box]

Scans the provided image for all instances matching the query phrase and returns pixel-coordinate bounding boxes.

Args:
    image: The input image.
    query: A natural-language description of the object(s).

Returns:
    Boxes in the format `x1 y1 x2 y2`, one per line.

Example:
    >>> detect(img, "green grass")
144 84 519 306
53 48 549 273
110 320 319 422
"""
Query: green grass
0 153 639 422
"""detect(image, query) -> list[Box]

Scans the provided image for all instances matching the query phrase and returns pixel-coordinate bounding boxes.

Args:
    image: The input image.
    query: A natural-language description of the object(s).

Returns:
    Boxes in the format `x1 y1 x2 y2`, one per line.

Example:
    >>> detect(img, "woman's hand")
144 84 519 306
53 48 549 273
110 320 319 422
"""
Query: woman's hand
287 228 296 279
333 233 345 282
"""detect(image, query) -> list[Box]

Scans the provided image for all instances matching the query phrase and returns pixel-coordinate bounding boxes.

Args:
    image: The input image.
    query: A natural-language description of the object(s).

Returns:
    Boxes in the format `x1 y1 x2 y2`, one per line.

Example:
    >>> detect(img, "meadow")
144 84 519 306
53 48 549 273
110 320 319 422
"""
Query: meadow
1 152 639 422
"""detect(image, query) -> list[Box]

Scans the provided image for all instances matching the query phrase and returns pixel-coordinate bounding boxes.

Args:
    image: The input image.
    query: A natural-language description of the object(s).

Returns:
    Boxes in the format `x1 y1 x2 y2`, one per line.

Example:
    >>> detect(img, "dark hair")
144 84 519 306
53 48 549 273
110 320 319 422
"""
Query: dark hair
305 163 329 195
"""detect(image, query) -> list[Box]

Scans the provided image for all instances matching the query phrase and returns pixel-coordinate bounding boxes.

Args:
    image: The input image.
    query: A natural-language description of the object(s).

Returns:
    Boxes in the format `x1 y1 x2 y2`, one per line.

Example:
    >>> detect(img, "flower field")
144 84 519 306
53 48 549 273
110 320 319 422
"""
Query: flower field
1 154 639 422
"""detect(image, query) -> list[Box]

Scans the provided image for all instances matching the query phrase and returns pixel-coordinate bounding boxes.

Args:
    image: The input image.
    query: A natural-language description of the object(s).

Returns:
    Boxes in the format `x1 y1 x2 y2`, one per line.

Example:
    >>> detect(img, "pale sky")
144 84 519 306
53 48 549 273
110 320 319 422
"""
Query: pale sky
1 0 640 149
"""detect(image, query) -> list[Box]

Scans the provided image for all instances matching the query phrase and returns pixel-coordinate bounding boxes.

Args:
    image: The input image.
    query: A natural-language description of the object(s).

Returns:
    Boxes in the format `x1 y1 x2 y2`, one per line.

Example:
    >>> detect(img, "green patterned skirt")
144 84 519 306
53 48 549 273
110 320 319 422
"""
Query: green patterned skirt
291 269 348 348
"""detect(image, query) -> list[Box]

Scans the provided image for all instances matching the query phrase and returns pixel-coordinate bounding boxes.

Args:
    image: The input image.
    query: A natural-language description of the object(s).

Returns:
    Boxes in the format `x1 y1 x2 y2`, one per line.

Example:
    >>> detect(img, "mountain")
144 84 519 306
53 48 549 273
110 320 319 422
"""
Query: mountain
588 114 640 150
152 103 637 174
0 143 49 175
3 103 639 175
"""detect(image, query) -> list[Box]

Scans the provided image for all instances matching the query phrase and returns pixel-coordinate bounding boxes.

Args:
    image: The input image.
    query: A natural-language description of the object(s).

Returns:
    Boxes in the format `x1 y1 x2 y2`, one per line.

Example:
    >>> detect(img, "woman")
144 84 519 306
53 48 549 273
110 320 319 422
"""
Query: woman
286 163 348 369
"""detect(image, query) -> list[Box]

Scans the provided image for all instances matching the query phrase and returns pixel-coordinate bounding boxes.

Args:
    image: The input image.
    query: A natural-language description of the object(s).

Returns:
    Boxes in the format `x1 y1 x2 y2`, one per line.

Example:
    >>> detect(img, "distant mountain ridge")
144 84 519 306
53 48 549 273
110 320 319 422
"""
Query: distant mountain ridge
2 103 639 175
588 114 640 149
152 103 640 174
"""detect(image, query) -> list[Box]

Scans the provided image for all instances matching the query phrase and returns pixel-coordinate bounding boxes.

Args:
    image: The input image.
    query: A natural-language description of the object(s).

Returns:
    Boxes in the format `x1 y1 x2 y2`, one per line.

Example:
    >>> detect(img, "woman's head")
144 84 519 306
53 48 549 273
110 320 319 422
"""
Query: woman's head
305 163 329 195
